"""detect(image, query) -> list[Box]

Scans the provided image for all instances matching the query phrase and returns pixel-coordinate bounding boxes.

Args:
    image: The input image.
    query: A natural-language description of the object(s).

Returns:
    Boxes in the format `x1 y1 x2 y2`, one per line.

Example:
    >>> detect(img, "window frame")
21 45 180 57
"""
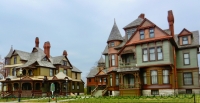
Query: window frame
149 47 156 61
183 53 190 65
77 82 80 89
115 74 119 86
110 42 115 47
63 69 67 74
183 72 193 85
149 28 155 38
151 70 158 84
75 72 78 79
140 30 145 40
127 30 131 40
110 74 112 86
50 69 53 77
143 72 147 85
111 54 115 66
63 61 67 66
14 56 17 64
182 36 189 45
151 90 159 95
157 46 163 60
162 70 169 84
142 48 148 62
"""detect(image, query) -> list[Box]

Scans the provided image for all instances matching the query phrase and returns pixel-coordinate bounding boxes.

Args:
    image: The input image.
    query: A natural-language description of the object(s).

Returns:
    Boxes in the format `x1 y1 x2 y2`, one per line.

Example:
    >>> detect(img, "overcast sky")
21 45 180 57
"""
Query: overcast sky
0 0 200 82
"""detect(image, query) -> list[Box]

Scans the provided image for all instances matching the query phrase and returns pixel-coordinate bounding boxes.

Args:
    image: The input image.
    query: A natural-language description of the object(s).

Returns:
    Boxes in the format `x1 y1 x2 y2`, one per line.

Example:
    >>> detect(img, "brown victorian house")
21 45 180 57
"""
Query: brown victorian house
0 37 84 97
87 10 200 96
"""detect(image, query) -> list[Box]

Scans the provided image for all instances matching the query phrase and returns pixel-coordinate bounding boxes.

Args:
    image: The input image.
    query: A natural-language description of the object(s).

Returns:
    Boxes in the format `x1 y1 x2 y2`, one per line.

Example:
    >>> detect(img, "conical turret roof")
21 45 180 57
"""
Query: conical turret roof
98 56 105 63
107 19 123 42
5 45 13 58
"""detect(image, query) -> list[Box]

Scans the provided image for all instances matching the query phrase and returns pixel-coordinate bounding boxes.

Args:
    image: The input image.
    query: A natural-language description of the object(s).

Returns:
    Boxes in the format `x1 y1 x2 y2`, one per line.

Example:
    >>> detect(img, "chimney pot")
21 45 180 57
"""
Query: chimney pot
46 41 51 58
167 10 175 37
63 50 67 56
35 37 39 47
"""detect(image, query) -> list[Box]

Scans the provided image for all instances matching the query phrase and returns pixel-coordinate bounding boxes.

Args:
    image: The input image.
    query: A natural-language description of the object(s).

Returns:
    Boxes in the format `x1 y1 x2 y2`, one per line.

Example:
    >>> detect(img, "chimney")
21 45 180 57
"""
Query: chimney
167 10 174 37
63 50 67 56
138 13 145 19
35 37 39 47
43 42 47 56
46 41 51 58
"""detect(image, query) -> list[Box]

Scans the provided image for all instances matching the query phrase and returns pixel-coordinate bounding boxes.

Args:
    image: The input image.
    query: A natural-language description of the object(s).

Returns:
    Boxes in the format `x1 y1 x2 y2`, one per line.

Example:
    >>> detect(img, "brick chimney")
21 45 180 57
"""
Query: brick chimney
46 41 51 58
35 37 39 47
167 10 174 37
63 50 67 56
43 42 47 56
138 13 145 19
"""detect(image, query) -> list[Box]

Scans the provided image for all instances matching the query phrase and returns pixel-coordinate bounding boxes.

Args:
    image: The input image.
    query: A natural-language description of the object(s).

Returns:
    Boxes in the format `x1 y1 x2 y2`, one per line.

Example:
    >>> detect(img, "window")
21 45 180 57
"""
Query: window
127 30 131 40
143 49 148 61
149 28 154 38
63 61 67 66
99 78 102 82
110 42 115 47
151 70 157 84
111 55 115 66
22 69 26 76
132 28 136 34
163 70 169 84
63 69 67 74
116 74 119 86
14 57 17 64
50 69 53 76
149 48 155 61
77 82 79 89
182 36 188 45
183 72 192 85
88 78 91 82
186 89 192 94
56 70 58 74
183 53 190 65
72 83 74 89
42 57 47 61
151 90 159 95
104 78 106 82
143 72 147 84
12 68 16 76
75 72 78 79
28 69 33 76
157 47 163 60
140 30 144 39
110 74 112 86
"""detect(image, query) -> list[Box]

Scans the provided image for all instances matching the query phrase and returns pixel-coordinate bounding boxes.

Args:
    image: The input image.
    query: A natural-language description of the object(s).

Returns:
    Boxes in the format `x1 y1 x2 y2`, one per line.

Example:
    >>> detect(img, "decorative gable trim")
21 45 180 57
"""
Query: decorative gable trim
178 28 192 37
52 76 58 80
21 76 32 80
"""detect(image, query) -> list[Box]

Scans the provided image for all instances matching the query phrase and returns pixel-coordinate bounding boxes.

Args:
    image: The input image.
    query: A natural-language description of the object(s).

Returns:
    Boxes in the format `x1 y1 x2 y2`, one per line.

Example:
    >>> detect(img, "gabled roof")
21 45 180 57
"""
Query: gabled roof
107 20 123 42
5 46 13 58
72 65 82 73
175 30 199 48
123 18 144 29
98 56 105 64
53 72 72 80
13 50 30 60
86 67 98 78
52 56 63 64
178 28 192 37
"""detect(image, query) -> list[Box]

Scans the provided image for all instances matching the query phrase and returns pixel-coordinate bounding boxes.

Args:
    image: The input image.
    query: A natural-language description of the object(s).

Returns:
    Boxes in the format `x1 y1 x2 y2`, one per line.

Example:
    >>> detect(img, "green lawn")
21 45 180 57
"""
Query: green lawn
0 94 199 103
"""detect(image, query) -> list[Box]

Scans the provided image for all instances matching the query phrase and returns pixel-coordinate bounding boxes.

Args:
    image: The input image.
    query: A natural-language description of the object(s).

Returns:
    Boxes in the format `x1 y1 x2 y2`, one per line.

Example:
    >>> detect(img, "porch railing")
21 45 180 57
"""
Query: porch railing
119 83 141 89
91 86 98 96
102 86 108 96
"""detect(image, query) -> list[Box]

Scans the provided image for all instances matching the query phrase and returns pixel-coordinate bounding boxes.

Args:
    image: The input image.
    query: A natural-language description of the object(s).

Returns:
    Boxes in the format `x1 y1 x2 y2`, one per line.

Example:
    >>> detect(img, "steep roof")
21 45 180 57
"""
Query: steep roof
52 56 63 64
107 20 123 42
123 18 144 29
72 65 82 73
98 56 105 63
102 45 108 55
5 46 13 58
14 50 31 60
86 67 98 78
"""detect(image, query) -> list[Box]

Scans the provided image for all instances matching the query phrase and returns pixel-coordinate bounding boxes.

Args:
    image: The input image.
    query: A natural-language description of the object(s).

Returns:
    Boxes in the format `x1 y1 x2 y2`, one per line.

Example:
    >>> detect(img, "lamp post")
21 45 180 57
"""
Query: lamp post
18 68 22 102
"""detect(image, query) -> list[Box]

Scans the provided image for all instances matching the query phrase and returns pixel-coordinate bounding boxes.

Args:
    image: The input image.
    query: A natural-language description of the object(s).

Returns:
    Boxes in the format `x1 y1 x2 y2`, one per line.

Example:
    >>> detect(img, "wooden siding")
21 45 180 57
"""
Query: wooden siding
177 69 199 88
10 55 21 65
136 40 171 67
40 67 50 76
176 48 198 68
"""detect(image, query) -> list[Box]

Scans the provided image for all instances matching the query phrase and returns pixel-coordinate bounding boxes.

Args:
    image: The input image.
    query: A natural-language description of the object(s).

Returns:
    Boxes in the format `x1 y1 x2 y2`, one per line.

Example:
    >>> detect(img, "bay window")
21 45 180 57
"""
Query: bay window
143 72 147 84
111 55 115 66
143 49 148 61
110 74 112 86
116 74 119 86
163 70 169 84
157 47 163 60
149 48 155 61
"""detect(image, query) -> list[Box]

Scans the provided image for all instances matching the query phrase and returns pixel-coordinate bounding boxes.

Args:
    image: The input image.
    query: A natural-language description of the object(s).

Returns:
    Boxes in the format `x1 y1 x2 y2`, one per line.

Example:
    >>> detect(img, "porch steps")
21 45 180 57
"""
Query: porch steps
93 90 102 97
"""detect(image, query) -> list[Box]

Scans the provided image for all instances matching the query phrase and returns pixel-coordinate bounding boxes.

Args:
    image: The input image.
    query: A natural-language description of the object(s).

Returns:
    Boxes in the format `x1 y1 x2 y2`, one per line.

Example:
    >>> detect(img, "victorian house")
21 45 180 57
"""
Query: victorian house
0 37 84 97
87 10 200 96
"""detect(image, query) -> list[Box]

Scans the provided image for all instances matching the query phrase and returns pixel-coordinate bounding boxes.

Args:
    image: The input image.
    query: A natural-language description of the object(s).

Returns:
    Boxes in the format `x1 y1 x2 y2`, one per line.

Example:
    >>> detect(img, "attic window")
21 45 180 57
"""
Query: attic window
149 28 154 38
110 42 115 47
140 30 145 40
182 36 188 45
42 57 47 61
63 61 67 66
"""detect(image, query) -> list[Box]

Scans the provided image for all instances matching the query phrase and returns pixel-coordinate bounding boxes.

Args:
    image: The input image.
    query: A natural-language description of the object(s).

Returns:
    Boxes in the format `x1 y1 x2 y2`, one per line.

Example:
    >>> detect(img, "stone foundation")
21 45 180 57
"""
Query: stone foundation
142 89 174 95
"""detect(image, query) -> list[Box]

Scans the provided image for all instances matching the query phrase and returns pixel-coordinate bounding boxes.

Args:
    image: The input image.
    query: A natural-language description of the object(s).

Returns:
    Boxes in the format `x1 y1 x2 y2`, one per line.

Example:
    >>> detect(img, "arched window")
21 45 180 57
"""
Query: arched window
28 69 33 76
22 69 26 76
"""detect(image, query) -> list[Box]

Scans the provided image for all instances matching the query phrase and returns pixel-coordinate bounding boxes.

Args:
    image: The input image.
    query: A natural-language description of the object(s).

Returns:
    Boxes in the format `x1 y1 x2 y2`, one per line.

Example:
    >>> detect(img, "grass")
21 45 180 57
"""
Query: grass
0 94 199 103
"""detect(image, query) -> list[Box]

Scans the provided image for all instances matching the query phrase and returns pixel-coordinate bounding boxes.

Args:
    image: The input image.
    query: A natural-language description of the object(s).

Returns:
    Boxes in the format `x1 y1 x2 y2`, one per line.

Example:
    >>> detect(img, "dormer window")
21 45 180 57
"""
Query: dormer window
42 57 47 61
182 36 188 45
63 61 67 66
127 30 131 40
140 30 144 40
149 28 154 38
110 42 115 47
